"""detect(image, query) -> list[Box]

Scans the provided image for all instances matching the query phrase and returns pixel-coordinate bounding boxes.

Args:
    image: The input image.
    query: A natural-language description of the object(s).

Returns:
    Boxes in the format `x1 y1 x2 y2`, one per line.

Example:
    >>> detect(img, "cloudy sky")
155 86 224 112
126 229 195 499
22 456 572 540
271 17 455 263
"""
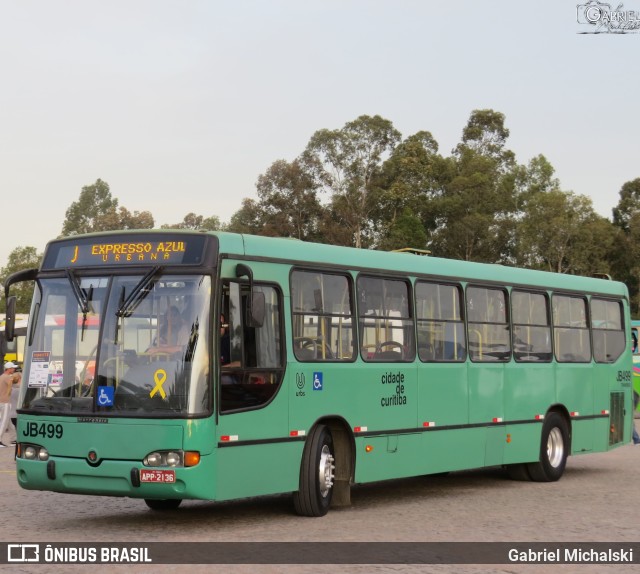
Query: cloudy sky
1 0 638 267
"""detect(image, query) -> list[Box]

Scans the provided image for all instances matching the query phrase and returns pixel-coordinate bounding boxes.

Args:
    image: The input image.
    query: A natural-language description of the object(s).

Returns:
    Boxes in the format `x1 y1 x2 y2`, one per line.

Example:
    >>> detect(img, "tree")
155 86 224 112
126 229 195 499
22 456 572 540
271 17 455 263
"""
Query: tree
518 190 614 274
226 198 266 235
0 246 42 313
60 179 154 236
371 131 450 250
611 178 640 314
612 178 640 232
511 154 562 266
304 115 401 248
255 159 324 241
430 110 517 262
162 213 222 231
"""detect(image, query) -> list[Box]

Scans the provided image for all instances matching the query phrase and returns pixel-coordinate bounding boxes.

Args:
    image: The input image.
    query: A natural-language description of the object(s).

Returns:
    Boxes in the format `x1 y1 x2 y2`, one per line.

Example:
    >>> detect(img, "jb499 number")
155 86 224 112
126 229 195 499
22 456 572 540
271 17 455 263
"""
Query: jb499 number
22 422 64 439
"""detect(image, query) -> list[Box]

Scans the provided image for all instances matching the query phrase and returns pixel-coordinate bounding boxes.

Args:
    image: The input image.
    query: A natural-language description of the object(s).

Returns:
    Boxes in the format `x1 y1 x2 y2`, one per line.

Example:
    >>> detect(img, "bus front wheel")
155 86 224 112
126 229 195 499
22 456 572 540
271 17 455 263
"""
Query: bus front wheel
293 424 335 517
144 498 182 510
526 412 569 482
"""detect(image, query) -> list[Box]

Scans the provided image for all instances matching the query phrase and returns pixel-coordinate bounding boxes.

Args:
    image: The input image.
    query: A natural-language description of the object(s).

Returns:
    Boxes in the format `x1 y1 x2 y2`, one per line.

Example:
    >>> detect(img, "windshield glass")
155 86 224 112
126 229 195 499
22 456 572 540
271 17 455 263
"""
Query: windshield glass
20 274 211 416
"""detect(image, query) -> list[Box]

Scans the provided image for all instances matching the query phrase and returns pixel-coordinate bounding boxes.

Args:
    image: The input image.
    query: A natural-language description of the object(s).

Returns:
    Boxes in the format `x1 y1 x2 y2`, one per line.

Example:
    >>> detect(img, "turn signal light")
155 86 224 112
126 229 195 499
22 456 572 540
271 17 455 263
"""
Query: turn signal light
184 451 200 467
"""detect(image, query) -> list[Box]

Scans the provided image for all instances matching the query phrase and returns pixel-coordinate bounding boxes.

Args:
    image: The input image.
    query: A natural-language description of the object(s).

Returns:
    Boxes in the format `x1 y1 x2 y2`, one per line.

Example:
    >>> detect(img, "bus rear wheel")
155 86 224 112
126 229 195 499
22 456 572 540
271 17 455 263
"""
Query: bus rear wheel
526 412 569 482
144 498 182 510
293 424 335 517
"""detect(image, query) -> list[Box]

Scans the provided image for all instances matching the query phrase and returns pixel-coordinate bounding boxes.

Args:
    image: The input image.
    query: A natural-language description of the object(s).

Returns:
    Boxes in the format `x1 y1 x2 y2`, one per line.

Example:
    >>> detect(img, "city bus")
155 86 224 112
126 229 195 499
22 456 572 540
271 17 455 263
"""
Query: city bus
4 230 633 516
1 314 28 366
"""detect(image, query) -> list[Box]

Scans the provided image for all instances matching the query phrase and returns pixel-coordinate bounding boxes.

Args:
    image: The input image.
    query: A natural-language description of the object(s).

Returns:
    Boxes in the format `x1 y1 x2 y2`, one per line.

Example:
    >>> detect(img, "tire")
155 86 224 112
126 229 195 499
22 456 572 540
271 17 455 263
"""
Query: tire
293 424 335 517
144 498 182 510
526 412 569 482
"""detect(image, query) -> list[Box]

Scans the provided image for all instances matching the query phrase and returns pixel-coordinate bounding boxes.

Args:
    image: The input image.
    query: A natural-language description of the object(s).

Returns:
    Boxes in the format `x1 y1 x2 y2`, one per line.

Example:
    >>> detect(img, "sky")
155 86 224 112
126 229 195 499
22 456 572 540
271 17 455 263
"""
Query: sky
1 0 639 268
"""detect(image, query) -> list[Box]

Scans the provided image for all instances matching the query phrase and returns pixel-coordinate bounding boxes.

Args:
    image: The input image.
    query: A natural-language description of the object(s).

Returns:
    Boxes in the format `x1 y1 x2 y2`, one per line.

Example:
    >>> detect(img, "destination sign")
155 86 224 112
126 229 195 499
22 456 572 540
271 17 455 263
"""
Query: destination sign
42 234 212 269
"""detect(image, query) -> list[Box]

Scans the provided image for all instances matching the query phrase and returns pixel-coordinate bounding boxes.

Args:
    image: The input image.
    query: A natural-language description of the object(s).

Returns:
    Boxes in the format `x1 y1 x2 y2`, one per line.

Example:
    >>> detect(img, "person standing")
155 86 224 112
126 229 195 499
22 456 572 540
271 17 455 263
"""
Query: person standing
0 361 21 447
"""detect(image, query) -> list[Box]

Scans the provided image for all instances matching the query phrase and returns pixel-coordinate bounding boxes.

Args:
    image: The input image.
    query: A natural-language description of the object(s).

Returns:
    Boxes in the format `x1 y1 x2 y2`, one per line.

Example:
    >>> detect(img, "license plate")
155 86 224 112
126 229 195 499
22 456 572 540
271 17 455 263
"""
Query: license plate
140 469 176 483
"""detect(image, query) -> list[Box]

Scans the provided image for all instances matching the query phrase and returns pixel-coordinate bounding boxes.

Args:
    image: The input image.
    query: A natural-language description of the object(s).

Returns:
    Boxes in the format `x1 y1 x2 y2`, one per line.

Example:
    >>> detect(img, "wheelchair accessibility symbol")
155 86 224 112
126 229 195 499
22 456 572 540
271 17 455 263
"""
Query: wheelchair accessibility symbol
312 372 323 391
96 386 114 407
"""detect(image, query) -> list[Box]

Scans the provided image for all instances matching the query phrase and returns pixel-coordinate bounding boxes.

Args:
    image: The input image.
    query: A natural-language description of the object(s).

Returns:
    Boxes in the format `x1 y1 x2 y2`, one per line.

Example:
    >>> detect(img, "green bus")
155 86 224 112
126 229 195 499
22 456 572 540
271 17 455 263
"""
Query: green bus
5 231 633 516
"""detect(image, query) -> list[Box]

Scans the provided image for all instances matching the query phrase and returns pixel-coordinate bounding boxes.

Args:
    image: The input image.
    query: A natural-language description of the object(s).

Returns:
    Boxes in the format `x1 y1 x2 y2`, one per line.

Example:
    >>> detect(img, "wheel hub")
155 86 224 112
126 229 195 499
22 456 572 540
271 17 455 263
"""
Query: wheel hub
318 444 335 498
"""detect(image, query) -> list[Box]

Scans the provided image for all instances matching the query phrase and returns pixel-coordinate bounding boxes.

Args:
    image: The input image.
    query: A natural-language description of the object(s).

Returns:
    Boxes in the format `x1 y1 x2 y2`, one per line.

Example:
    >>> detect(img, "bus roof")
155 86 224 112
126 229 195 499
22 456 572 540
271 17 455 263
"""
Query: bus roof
227 232 629 299
41 230 628 299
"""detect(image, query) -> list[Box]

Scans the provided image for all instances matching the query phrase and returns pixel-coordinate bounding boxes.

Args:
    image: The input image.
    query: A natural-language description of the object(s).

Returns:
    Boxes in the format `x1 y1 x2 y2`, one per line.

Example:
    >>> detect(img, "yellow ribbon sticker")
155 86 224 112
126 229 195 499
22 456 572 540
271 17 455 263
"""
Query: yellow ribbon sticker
150 369 167 399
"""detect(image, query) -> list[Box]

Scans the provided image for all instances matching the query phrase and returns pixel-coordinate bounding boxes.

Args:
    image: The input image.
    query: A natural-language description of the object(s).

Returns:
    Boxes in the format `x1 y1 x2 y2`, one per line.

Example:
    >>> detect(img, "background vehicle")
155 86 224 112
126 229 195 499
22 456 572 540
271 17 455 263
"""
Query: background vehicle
631 320 640 412
0 313 28 366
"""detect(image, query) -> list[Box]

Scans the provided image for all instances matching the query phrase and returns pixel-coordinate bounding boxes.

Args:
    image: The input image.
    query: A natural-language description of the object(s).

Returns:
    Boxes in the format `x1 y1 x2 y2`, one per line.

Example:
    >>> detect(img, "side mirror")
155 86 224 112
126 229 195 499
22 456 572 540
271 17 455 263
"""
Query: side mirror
235 264 265 328
5 296 17 342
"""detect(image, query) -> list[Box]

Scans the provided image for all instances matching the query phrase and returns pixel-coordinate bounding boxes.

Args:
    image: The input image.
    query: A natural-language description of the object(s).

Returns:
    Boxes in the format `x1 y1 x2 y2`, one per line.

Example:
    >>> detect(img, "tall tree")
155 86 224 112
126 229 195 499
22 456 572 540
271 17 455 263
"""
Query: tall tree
226 198 266 235
511 154 562 265
518 190 614 274
0 246 42 313
611 178 640 314
372 131 450 250
612 178 640 232
431 110 517 262
304 115 401 248
255 159 324 241
162 213 221 231
60 179 154 236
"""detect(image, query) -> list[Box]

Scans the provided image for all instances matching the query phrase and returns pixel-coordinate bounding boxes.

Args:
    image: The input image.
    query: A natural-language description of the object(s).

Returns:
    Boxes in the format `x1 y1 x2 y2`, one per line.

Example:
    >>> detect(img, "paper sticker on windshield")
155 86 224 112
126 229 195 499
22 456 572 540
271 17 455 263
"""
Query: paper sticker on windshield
28 351 51 388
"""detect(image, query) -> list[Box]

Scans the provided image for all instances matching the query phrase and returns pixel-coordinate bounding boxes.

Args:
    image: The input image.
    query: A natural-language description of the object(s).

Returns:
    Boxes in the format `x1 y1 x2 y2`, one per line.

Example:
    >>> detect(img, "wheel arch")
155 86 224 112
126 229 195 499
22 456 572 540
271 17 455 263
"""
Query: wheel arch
312 416 355 507
545 403 572 453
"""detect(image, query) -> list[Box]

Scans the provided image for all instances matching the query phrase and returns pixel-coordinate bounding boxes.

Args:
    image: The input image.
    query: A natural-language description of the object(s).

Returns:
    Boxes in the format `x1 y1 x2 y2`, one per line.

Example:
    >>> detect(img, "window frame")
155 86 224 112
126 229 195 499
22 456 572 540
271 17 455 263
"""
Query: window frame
465 284 511 363
415 280 466 363
511 289 552 363
356 274 416 363
552 293 592 363
290 268 356 363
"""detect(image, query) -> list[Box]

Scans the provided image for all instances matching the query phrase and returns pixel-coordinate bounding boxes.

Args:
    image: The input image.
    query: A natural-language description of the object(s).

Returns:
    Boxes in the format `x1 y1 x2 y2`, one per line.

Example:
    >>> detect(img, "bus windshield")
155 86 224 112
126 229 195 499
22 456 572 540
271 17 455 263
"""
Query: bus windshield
20 273 211 416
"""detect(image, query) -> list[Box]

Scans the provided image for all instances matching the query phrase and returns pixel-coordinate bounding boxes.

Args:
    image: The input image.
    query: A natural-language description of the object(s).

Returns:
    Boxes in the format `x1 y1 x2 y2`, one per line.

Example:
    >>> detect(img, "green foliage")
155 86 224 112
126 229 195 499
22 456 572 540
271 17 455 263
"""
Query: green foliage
430 110 517 262
304 115 401 248
255 159 324 240
611 178 640 315
161 213 221 231
0 246 42 313
60 179 154 237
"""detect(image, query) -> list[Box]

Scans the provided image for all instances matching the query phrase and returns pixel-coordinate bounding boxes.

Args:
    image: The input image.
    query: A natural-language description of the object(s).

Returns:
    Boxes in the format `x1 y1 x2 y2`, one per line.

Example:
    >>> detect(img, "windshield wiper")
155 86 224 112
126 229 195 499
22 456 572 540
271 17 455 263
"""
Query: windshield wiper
116 266 163 318
65 269 94 340
114 266 163 344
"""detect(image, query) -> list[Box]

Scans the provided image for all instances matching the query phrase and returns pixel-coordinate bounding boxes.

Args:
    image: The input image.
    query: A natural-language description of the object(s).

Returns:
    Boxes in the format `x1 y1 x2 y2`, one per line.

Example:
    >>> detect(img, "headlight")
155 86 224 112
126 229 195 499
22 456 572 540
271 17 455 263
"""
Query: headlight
143 450 184 467
145 452 163 466
24 446 37 459
20 445 49 461
165 452 181 467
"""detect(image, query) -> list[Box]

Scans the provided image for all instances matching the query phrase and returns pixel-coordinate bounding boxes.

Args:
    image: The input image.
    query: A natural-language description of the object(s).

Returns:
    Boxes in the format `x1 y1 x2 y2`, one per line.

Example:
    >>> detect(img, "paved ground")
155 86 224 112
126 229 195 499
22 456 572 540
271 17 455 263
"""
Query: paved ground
2 421 639 574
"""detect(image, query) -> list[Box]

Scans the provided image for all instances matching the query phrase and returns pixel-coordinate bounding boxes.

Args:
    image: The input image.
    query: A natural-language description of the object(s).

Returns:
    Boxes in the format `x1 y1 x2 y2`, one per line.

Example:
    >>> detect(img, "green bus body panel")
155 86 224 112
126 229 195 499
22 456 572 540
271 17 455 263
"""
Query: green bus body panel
13 231 635 504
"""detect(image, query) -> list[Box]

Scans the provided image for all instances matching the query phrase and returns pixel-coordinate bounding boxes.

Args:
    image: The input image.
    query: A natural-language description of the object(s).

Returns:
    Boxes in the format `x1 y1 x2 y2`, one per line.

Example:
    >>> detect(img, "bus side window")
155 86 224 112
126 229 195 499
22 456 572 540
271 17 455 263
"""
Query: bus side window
415 281 466 363
357 276 415 362
291 270 355 362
